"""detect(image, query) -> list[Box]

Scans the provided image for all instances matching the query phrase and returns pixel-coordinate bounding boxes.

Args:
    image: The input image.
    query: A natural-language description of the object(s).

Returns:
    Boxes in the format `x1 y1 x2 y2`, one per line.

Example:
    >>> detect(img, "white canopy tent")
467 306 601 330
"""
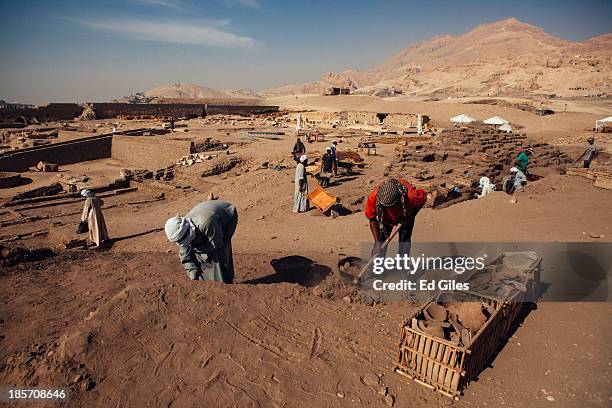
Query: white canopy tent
450 114 475 124
483 116 509 125
595 116 612 131
499 123 513 133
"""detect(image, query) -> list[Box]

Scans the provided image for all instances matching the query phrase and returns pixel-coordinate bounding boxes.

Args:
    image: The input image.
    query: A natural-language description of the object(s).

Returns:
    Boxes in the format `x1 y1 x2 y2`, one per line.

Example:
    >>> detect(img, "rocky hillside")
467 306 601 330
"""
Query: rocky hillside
264 18 611 98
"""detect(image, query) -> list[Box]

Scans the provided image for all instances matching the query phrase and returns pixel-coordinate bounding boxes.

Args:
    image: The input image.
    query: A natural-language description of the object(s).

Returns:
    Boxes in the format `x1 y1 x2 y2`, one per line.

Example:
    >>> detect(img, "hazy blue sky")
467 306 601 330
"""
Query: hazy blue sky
1 0 610 104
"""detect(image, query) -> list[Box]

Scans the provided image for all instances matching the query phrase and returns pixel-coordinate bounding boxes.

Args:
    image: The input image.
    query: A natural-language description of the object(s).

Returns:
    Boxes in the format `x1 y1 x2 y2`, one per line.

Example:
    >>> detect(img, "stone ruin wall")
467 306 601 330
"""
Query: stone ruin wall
294 111 421 129
0 103 280 123
0 135 113 172
110 135 194 170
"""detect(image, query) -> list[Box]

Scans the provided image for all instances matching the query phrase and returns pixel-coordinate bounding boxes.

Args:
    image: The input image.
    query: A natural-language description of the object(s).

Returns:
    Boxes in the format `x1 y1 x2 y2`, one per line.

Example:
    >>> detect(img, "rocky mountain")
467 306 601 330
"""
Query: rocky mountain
264 18 612 98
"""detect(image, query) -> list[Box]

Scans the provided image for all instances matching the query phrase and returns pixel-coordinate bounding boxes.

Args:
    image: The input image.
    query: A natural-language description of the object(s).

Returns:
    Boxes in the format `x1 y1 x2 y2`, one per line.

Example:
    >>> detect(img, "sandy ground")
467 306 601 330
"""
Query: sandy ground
1 97 611 407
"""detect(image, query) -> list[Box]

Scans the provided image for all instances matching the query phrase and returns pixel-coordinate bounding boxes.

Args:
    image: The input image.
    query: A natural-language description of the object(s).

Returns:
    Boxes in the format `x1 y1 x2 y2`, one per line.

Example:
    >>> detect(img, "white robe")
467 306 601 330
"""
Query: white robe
81 197 109 247
293 163 309 213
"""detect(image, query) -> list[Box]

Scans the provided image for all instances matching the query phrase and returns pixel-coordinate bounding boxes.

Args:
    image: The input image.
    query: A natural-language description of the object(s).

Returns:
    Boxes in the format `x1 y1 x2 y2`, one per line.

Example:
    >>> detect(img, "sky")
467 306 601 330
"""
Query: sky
0 0 610 104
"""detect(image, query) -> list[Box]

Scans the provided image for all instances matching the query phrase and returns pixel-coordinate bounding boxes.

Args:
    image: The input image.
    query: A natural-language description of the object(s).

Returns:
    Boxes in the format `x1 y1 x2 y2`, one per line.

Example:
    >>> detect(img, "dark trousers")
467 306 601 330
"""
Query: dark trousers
583 160 591 169
378 218 416 258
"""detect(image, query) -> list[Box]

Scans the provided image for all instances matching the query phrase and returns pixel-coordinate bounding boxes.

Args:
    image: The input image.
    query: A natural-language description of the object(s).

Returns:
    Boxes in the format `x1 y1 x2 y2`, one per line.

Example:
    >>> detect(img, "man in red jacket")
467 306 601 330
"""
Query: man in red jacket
364 178 427 256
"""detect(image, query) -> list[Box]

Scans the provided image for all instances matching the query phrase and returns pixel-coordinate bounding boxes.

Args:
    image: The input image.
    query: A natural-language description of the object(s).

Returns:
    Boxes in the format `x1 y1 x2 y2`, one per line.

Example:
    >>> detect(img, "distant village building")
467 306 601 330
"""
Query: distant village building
0 100 36 110
323 86 351 96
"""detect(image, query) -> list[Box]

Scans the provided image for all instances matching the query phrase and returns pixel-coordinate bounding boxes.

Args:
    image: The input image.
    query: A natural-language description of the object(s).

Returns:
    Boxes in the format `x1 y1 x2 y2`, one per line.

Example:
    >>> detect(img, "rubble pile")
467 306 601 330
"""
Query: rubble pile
336 150 364 163
56 173 90 192
8 182 64 202
78 104 97 121
392 125 572 206
176 153 220 167
121 167 175 182
191 138 229 153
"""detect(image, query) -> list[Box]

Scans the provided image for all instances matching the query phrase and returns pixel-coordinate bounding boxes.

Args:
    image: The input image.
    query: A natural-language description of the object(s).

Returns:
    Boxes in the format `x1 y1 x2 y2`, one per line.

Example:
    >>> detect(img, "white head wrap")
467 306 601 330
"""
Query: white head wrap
299 154 308 163
164 216 197 247
81 189 94 198
479 176 492 188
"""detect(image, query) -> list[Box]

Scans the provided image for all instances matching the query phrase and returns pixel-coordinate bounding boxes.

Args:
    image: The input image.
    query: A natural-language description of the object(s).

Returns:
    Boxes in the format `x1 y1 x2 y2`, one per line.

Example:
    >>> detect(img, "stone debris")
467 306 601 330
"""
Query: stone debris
78 104 97 121
361 373 380 387
8 182 64 202
36 161 59 172
177 153 218 167
392 124 572 207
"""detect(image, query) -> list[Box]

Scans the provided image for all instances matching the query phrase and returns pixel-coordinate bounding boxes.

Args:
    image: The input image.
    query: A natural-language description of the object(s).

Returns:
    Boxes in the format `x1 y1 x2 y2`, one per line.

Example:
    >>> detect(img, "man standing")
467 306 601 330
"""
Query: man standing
577 137 597 168
320 147 334 187
80 189 109 248
293 155 310 213
292 137 306 162
330 140 338 175
165 200 238 283
514 147 533 174
364 178 427 256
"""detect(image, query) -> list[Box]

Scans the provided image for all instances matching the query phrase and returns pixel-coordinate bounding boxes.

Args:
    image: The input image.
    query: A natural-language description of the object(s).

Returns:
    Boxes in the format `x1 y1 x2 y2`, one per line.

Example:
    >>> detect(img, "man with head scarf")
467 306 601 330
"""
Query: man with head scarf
80 189 109 248
293 155 310 213
477 176 495 198
514 147 533 174
165 199 238 283
364 178 427 256
510 167 527 192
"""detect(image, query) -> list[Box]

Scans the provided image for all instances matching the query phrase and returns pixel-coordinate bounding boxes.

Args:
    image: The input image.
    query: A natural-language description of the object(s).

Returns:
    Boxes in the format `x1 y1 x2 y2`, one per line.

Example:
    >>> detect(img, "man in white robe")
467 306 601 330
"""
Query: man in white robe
80 189 109 247
293 155 310 213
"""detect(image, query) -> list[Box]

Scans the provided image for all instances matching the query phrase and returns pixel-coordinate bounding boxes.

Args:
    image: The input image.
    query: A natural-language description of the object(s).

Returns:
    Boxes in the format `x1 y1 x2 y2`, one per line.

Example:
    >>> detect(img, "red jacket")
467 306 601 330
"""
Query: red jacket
364 179 426 226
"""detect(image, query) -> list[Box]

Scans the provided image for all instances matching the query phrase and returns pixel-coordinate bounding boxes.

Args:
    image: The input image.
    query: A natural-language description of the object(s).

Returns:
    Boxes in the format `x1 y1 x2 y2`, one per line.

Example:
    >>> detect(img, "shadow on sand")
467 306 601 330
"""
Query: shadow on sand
242 255 330 287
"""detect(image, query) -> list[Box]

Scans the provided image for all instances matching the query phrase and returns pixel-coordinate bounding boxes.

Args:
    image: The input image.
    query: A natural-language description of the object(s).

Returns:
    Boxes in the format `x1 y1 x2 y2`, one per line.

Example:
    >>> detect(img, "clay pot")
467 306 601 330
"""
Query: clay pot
425 303 447 322
458 302 486 331
417 320 445 339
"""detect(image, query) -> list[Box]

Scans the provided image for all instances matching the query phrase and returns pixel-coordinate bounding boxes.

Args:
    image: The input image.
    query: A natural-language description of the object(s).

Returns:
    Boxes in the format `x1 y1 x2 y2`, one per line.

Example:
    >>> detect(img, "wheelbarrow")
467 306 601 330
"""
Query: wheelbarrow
307 185 338 213
336 160 355 175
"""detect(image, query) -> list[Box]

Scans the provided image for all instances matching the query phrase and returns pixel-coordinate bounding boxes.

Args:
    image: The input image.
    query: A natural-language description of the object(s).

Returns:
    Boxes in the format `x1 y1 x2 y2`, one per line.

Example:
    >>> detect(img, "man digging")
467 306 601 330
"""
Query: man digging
364 178 427 257
165 198 238 283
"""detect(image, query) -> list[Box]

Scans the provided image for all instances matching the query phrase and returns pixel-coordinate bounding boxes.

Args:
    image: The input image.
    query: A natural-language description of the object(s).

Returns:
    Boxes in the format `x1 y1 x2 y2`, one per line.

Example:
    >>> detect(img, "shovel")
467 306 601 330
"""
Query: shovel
353 223 403 284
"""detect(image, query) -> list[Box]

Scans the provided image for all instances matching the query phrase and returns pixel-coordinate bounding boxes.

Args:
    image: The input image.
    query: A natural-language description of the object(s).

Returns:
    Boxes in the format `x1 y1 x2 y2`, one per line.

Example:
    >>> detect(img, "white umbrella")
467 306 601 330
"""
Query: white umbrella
483 116 509 125
499 123 513 133
450 114 475 124
595 116 612 131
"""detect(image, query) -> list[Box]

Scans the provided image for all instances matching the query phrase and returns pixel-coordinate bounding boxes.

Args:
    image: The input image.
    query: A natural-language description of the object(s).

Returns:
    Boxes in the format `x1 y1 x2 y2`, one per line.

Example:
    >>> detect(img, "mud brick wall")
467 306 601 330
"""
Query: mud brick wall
382 113 419 128
92 103 279 119
92 103 205 119
111 135 193 169
206 105 278 115
347 111 380 124
0 135 112 172
1 103 279 123
0 103 84 123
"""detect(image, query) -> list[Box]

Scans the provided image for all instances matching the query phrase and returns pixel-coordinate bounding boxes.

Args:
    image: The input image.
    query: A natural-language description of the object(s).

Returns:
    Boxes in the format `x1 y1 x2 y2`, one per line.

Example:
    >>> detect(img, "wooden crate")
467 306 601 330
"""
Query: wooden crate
394 292 519 399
